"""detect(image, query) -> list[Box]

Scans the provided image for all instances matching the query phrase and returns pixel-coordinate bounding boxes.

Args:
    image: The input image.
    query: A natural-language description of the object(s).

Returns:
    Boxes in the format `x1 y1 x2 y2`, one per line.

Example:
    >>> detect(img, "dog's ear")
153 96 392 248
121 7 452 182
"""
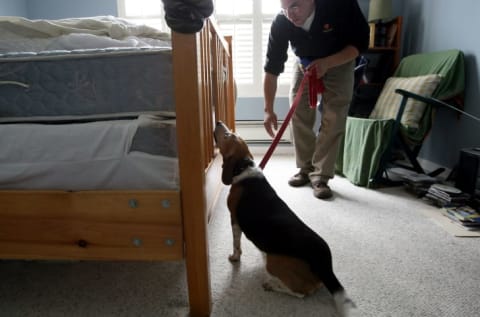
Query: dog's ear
222 156 235 185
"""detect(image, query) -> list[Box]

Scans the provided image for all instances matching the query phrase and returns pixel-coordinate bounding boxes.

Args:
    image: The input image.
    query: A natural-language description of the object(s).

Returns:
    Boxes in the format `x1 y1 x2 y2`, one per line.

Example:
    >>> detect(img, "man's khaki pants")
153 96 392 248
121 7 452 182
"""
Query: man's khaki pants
289 59 354 183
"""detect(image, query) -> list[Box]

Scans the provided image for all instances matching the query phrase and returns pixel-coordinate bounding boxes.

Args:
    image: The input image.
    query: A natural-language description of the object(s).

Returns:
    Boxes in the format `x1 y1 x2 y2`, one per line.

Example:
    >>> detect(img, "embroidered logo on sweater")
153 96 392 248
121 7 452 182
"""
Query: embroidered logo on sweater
323 23 333 32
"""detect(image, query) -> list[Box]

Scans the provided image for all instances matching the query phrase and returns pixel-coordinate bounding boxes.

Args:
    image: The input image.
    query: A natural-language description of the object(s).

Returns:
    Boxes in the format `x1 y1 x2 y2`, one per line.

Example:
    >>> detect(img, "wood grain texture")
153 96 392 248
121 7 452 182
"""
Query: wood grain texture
0 17 235 317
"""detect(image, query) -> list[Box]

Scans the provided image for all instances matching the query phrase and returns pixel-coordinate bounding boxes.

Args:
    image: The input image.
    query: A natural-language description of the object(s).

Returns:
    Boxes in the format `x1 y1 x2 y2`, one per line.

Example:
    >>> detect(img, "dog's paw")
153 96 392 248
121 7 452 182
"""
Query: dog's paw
262 280 305 298
262 281 274 292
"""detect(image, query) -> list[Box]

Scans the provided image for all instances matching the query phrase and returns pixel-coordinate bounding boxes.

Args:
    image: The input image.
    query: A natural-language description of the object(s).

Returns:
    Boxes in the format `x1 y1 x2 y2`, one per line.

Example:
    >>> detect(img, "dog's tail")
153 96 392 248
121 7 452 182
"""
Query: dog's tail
318 273 355 317
304 242 355 316
332 289 356 317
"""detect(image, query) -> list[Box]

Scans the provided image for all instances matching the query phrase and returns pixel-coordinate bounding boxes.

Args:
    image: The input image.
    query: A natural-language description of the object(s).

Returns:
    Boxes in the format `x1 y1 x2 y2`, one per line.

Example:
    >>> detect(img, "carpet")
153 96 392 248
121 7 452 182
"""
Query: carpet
1 152 479 317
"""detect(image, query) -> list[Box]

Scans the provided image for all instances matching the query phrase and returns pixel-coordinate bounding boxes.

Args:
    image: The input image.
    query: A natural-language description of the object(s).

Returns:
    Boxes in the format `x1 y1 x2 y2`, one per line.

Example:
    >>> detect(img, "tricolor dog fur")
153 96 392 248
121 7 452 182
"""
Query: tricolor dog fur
214 121 354 316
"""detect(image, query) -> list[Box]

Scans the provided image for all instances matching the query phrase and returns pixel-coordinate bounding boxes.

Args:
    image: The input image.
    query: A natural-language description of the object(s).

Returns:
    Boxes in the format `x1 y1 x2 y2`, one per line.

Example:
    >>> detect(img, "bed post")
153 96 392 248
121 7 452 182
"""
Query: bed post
172 30 211 316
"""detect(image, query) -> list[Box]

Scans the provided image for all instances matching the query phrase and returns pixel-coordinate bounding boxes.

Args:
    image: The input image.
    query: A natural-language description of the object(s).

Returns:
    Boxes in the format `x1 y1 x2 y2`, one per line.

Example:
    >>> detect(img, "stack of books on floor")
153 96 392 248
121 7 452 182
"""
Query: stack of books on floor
402 173 438 197
441 205 480 231
424 183 471 207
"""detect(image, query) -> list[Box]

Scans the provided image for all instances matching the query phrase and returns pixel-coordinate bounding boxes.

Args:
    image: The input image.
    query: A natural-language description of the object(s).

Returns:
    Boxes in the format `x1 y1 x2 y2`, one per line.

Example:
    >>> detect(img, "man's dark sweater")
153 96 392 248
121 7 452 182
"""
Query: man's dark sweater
264 0 370 76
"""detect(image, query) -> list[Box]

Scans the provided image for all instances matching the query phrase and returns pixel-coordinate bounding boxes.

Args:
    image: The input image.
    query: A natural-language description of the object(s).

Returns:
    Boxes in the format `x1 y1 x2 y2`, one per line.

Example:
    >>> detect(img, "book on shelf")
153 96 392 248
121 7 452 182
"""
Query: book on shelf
386 23 397 47
369 23 375 48
373 23 388 47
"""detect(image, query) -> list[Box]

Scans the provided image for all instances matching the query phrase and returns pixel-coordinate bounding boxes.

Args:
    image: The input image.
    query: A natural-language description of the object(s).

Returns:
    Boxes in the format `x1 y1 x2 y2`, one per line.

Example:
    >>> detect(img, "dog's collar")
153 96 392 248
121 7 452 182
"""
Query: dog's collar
232 157 255 177
232 160 263 184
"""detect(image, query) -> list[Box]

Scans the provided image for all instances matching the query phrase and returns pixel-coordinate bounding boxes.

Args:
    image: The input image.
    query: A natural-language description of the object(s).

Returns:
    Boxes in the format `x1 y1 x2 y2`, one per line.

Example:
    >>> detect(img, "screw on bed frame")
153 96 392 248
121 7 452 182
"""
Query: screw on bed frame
164 239 175 246
132 238 143 247
129 199 139 208
77 240 88 248
161 200 171 208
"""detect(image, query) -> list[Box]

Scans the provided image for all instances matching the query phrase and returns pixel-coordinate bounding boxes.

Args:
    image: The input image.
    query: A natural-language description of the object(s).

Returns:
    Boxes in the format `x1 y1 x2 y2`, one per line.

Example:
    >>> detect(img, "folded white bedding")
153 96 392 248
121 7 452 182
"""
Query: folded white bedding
0 15 171 53
0 116 179 190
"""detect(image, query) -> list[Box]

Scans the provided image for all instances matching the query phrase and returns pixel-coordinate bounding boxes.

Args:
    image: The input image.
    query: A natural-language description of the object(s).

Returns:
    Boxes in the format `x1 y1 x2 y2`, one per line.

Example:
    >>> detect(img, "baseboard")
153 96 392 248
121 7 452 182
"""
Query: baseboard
235 120 292 144
247 144 295 156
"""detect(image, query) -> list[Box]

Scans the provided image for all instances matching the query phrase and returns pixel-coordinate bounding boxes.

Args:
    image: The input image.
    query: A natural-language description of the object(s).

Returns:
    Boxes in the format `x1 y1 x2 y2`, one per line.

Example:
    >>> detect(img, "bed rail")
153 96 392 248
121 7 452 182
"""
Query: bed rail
172 17 235 316
0 17 234 317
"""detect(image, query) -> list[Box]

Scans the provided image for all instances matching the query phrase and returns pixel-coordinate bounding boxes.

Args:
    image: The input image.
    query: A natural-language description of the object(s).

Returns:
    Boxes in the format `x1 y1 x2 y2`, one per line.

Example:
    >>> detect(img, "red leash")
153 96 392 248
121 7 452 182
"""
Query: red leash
259 69 324 170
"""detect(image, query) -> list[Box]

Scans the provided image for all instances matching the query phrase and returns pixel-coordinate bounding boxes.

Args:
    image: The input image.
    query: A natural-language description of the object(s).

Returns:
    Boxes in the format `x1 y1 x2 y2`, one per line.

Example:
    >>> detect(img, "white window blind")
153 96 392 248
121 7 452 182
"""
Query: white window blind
214 0 294 97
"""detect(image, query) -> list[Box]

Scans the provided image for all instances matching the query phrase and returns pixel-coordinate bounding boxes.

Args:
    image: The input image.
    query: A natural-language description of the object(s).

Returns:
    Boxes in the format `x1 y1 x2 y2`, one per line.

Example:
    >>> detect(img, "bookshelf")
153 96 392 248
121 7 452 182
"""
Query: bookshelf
365 16 403 84
349 16 403 117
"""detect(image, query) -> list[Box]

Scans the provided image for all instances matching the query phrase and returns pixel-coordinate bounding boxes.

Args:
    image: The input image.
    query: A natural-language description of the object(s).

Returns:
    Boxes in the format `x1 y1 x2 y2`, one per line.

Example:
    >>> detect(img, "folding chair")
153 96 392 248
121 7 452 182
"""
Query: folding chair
335 49 465 187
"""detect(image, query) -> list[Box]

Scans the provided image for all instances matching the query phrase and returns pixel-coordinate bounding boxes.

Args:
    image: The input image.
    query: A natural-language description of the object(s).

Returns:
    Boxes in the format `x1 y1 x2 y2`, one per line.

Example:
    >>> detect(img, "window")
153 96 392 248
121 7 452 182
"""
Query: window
117 0 294 97
117 0 168 32
214 1 294 97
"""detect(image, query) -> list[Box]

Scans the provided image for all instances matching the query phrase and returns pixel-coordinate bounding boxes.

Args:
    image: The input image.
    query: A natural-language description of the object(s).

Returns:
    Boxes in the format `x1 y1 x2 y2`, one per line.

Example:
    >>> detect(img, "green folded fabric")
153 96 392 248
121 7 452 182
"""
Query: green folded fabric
393 49 465 100
336 117 394 187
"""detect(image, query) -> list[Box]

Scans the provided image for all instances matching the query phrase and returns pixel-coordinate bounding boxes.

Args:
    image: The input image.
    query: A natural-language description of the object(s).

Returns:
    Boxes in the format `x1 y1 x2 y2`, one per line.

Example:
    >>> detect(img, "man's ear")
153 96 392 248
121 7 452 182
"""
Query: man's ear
221 156 235 185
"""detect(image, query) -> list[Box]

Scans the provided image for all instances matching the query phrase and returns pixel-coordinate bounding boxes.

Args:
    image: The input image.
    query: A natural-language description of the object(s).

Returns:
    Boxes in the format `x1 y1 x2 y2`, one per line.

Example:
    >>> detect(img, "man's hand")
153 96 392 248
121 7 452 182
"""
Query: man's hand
307 45 360 78
263 72 279 138
306 58 329 78
264 111 278 138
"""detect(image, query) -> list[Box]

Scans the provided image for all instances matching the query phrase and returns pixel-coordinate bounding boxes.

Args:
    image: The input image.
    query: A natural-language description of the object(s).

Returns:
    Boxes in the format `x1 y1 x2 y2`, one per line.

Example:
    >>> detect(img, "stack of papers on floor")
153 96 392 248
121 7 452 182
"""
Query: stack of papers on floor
424 183 470 207
441 205 480 231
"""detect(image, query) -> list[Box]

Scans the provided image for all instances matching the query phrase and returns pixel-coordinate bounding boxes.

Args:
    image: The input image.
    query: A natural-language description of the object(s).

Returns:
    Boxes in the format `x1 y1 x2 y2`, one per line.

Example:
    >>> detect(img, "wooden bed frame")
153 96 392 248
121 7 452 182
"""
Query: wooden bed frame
0 18 235 317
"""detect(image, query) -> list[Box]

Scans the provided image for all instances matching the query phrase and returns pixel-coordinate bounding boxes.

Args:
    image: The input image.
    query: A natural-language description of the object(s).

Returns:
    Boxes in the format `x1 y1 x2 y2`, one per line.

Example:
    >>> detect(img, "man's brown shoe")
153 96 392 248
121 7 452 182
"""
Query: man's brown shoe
312 181 332 199
288 172 310 187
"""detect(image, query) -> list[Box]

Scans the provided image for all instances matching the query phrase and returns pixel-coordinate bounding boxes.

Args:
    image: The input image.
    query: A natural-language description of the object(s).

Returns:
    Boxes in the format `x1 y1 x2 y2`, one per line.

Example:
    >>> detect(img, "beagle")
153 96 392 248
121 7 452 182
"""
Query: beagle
213 122 353 316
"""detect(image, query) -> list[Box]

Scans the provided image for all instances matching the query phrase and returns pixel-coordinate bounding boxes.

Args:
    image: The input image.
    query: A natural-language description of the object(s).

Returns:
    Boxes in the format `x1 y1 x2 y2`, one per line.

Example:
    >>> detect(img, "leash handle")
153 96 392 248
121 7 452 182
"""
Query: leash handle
259 74 310 170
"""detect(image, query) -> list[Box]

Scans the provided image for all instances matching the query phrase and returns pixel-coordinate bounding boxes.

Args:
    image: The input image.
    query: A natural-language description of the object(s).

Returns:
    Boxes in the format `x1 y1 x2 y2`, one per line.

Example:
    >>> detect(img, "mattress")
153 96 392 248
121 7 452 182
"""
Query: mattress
0 48 175 122
0 16 181 190
0 115 179 190
0 16 175 122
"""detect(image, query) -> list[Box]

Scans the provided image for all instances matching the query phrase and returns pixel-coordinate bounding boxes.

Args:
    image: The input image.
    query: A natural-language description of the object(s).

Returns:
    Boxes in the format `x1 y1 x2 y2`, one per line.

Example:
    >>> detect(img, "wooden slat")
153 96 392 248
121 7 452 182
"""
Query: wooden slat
172 26 211 317
0 190 183 261
0 218 183 261
204 154 224 222
225 35 236 130
0 190 181 224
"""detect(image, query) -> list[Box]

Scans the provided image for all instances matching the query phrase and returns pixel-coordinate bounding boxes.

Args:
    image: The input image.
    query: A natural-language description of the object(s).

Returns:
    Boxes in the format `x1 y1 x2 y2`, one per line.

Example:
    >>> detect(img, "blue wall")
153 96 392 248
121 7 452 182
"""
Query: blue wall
0 0 28 16
27 0 117 19
0 0 117 18
402 0 480 168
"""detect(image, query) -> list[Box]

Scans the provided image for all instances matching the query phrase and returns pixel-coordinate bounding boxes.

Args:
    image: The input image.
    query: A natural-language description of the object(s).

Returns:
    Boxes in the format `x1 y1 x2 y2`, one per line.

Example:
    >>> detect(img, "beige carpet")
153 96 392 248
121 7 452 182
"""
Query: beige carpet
1 151 479 317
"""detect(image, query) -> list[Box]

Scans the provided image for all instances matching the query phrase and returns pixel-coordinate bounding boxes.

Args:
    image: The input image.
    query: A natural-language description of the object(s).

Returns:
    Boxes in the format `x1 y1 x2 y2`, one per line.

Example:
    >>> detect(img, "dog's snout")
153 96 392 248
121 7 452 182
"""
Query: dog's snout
214 121 226 143
216 121 228 131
